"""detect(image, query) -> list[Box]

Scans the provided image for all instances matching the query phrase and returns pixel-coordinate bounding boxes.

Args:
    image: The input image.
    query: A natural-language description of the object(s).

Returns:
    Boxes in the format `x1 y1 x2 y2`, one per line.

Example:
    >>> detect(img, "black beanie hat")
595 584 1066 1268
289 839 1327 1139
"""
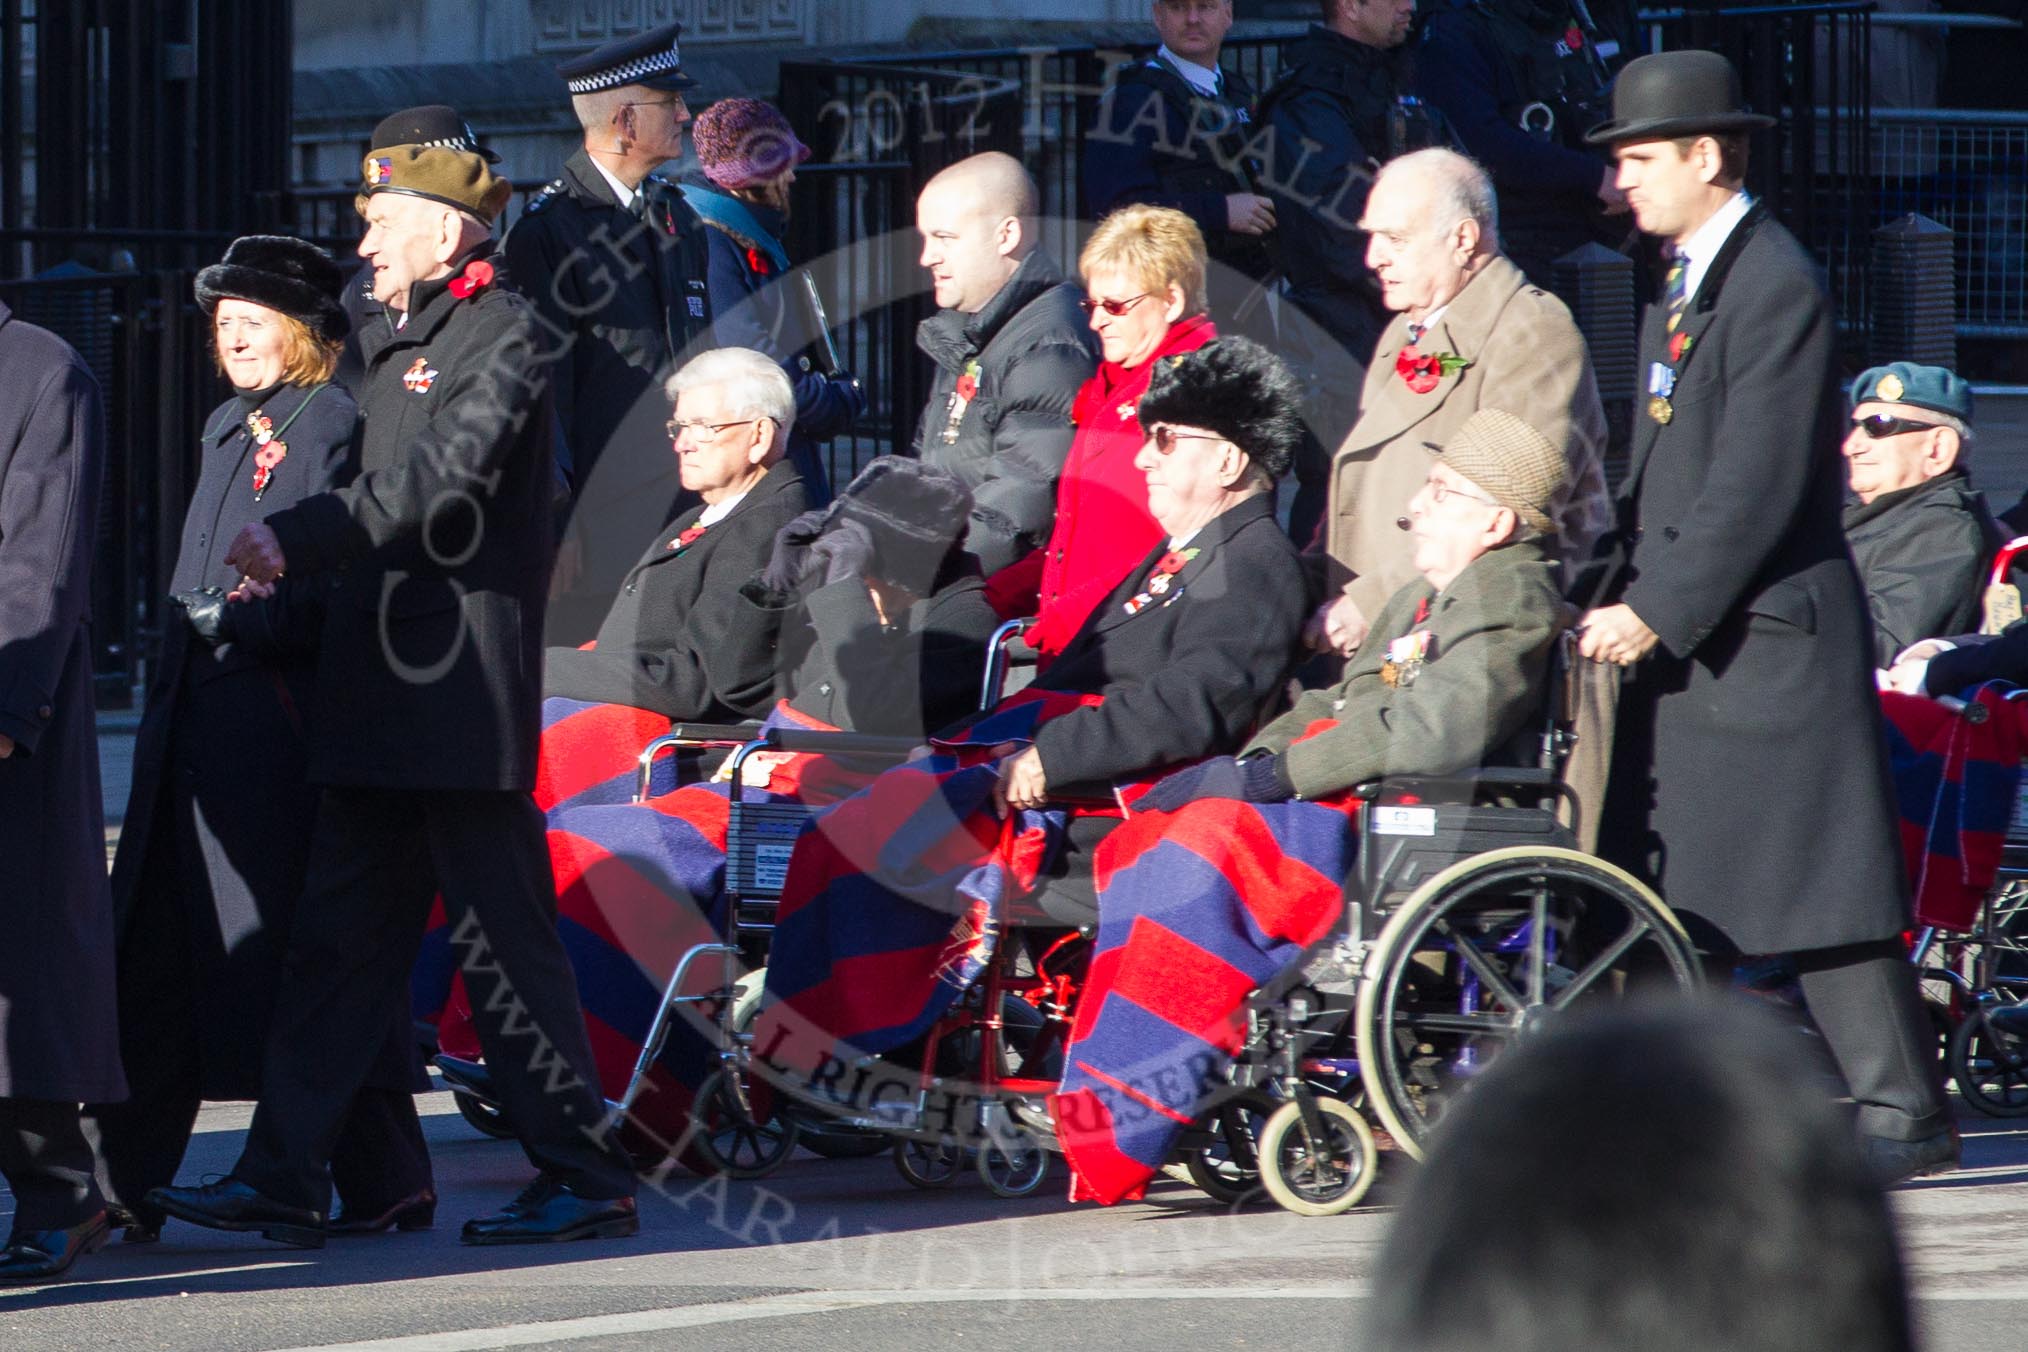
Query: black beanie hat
195 235 349 342
1136 336 1304 480
835 456 974 597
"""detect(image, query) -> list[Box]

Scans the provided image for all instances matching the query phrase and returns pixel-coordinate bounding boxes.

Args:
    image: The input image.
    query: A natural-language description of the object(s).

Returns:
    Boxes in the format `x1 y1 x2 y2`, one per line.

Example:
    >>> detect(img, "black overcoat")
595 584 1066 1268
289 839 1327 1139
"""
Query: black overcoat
1842 470 1999 666
909 251 1098 576
758 569 1003 738
1599 206 1909 954
504 150 715 639
108 380 356 1096
1031 494 1308 788
265 246 558 792
0 302 124 1101
543 459 807 720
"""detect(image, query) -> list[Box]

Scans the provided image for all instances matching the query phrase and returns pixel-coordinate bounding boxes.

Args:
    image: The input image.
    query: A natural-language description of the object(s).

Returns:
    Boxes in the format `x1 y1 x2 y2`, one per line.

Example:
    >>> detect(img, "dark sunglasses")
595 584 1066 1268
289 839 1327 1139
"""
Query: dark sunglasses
1852 412 1937 440
1078 293 1151 317
1148 423 1226 455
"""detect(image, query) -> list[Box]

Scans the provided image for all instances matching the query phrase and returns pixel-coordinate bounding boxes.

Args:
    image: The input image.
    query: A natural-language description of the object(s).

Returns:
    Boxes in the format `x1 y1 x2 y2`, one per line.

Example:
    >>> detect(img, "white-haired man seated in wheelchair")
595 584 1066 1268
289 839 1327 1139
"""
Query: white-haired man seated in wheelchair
1052 407 1627 1207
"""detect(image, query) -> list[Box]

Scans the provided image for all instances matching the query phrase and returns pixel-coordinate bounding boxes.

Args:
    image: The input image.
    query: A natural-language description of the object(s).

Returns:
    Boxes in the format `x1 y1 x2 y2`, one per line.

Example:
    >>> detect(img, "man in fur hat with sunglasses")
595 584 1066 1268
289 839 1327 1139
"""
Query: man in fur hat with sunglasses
1576 53 1956 1184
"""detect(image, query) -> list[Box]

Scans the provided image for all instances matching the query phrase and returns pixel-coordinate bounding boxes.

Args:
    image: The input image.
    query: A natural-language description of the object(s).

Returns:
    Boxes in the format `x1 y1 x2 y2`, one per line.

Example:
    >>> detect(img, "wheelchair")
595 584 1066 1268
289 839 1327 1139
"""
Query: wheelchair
1179 629 1703 1215
606 623 1703 1205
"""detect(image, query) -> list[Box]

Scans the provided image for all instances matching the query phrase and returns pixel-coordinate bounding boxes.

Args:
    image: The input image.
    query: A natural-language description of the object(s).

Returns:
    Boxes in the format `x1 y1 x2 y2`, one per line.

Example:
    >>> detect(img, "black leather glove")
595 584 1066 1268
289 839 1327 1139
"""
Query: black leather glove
1138 754 1291 813
171 587 239 651
805 518 878 586
756 508 833 596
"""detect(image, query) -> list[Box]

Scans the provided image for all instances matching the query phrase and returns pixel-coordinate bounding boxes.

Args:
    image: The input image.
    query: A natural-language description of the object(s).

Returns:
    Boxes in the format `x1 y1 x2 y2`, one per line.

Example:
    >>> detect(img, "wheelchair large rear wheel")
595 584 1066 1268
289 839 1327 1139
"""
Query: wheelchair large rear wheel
1355 846 1699 1159
1949 1002 2028 1116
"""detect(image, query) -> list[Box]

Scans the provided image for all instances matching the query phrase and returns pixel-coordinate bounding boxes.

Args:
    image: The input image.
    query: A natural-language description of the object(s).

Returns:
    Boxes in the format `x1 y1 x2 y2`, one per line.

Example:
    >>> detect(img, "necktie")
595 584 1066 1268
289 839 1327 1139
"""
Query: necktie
1664 251 1689 333
1406 321 1426 346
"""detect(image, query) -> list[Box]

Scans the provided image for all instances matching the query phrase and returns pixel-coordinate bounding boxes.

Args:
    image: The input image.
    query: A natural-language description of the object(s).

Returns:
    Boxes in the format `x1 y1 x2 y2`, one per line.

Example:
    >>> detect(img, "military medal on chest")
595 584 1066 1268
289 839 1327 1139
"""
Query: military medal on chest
1123 546 1197 615
941 360 982 444
403 356 440 394
245 409 288 500
1379 629 1435 689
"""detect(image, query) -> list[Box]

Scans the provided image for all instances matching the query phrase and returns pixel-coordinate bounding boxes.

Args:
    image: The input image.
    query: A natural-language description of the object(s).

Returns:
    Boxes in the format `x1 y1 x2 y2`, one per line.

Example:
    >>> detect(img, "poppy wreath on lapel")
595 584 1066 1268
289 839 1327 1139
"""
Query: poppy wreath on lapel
1135 335 1304 480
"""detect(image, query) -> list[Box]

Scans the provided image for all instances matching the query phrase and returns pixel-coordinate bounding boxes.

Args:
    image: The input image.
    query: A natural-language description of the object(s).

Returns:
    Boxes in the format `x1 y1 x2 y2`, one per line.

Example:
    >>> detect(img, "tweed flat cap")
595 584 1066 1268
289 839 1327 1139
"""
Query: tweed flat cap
1427 409 1569 536
1850 362 1974 425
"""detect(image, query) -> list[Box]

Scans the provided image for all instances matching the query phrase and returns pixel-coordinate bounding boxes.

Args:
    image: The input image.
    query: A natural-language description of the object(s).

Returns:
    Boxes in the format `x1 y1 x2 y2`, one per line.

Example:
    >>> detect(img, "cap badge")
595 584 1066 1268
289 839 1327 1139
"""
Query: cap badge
369 156 393 186
1877 373 1905 402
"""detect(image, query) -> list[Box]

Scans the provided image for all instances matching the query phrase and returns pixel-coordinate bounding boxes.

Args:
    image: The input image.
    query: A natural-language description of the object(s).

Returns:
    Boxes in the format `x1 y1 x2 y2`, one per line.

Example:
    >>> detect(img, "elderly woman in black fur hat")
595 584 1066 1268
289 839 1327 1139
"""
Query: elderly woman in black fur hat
86 237 433 1243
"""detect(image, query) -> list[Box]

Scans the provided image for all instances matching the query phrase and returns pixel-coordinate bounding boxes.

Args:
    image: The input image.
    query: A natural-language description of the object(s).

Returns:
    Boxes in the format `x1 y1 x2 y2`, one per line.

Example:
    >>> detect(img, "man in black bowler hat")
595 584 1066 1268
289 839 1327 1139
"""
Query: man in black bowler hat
505 22 718 643
149 106 640 1247
1576 52 1956 1184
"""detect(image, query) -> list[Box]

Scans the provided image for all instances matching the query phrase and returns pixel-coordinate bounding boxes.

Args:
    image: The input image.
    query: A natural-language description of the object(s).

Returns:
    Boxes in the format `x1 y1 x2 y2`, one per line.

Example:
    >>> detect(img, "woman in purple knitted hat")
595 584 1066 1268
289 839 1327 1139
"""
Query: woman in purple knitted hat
680 97 865 503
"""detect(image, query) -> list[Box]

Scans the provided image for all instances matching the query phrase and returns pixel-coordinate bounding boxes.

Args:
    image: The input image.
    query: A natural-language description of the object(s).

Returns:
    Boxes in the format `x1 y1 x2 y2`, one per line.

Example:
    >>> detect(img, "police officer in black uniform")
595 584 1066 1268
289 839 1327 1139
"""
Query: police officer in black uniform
504 23 717 642
1082 0 1278 339
1416 0 1639 288
1259 0 1444 374
150 107 640 1249
1258 0 1449 540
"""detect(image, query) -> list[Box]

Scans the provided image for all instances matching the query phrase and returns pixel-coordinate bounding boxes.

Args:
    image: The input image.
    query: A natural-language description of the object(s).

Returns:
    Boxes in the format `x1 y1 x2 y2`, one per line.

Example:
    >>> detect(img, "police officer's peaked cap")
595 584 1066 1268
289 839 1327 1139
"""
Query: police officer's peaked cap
1850 362 1975 426
555 23 696 95
1584 51 1775 145
1137 337 1305 481
367 104 500 165
358 104 511 224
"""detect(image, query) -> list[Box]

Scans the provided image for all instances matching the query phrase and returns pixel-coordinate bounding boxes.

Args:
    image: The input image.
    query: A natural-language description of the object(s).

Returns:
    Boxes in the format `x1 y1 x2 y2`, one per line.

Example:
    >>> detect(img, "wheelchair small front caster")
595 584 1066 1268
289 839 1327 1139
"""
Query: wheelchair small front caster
976 1125 1050 1198
1257 1096 1378 1217
894 1136 966 1189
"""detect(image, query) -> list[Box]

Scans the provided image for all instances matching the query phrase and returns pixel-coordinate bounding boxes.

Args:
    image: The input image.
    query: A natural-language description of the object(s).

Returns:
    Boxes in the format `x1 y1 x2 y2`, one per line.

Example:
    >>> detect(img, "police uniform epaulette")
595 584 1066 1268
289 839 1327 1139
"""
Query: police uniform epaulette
524 179 566 213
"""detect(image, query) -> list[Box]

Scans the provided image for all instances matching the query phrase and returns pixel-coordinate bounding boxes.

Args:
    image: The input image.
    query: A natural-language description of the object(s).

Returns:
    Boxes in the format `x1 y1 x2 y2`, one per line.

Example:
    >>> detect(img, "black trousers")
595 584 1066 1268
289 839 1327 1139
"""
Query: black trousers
235 788 634 1211
1795 939 1951 1143
86 798 432 1222
0 1100 102 1233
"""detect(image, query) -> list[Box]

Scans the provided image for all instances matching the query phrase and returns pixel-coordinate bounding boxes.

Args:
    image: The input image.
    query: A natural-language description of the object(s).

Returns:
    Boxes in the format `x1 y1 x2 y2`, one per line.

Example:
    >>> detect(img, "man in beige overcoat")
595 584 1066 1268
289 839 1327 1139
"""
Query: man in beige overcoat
1308 148 1610 658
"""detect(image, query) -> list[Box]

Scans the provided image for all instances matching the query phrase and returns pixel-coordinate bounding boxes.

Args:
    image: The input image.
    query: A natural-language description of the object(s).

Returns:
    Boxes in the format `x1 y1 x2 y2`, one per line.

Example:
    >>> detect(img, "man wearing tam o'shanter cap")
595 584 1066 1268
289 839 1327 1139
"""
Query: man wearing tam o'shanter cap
149 105 643 1249
505 22 719 643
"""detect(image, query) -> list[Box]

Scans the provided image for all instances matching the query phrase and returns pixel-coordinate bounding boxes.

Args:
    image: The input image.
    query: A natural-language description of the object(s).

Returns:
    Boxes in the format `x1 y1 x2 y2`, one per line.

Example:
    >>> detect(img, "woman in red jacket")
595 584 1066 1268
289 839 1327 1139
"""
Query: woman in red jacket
985 204 1215 661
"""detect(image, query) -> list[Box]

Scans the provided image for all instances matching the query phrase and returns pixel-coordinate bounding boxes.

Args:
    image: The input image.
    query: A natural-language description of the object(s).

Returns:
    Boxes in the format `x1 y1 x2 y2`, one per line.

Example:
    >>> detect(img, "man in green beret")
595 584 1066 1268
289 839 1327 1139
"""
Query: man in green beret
1841 361 2002 666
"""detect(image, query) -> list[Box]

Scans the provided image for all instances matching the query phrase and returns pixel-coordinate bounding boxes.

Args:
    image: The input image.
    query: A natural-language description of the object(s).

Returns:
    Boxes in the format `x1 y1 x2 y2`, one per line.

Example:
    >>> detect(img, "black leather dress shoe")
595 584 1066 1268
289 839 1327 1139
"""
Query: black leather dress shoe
104 1203 162 1245
460 1175 638 1246
1864 1126 1962 1187
329 1187 437 1235
145 1178 326 1248
0 1212 111 1282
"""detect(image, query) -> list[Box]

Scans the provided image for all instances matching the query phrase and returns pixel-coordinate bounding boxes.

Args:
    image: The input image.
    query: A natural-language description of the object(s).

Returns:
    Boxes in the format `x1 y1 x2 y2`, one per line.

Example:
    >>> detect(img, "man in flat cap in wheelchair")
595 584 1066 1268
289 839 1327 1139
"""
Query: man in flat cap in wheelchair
1140 406 1570 813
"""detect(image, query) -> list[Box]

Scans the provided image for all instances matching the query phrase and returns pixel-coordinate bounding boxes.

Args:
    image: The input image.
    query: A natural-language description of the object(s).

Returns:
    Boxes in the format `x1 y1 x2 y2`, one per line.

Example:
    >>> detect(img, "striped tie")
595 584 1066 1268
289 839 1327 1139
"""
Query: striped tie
1664 251 1689 333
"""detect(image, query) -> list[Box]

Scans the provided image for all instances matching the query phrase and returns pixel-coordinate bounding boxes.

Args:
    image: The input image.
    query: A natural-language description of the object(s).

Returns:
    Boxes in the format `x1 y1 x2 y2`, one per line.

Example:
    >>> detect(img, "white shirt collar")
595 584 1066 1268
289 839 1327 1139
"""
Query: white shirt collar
590 155 640 211
698 490 748 528
1407 303 1451 340
1166 526 1203 551
1676 191 1754 310
1156 46 1222 97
